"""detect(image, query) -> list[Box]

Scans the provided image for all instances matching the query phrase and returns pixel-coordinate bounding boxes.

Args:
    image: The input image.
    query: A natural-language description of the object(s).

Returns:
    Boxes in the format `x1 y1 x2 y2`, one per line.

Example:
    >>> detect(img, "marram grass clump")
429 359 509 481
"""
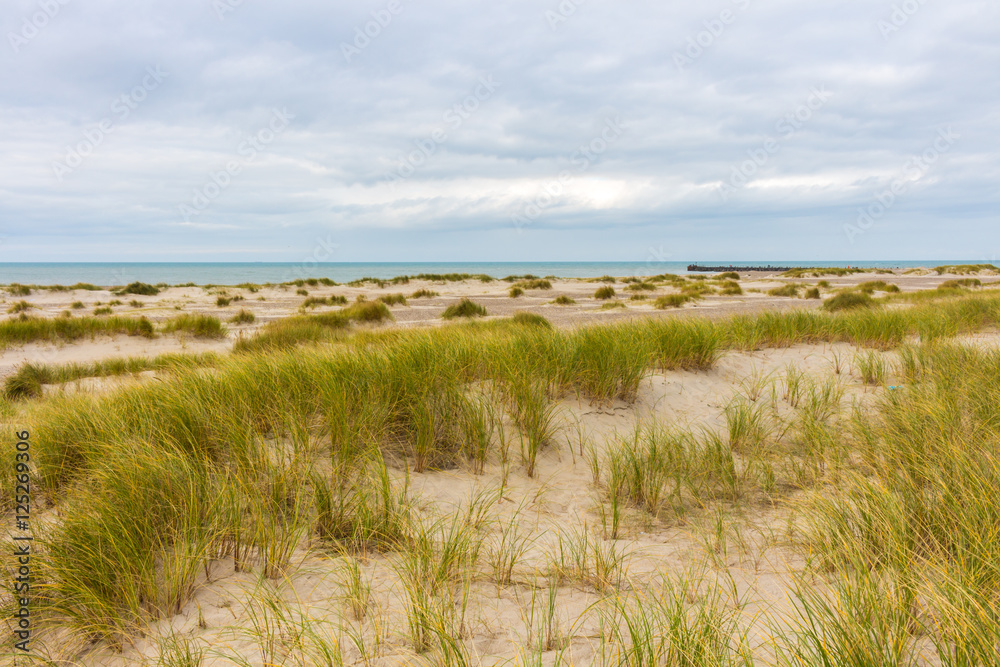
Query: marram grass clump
377 293 408 306
233 312 349 353
654 294 693 309
939 278 982 289
768 284 801 297
511 312 551 328
0 315 154 348
4 352 220 399
302 295 348 308
442 299 488 319
857 280 900 294
718 280 743 295
233 303 392 353
343 300 393 322
514 278 552 290
228 309 255 324
161 314 227 338
822 291 875 312
115 282 160 296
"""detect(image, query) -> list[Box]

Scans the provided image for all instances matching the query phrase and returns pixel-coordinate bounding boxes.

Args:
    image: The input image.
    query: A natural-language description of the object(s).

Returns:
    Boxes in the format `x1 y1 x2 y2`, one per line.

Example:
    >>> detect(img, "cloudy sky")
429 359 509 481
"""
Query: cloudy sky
1 0 997 262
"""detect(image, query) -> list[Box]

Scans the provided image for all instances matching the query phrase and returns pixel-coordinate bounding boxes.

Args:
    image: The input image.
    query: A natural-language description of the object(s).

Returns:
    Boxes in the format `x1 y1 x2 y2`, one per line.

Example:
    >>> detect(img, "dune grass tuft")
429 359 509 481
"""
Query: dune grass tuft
681 282 716 296
0 315 154 348
115 282 160 296
789 342 1000 664
511 312 552 328
4 352 221 399
654 294 693 309
228 309 255 324
302 295 348 308
161 314 227 338
857 280 901 294
822 291 875 312
343 300 393 322
377 293 408 306
515 279 552 290
594 286 616 300
717 280 743 295
234 313 349 353
783 267 890 278
442 299 487 319
939 278 982 289
768 284 801 297
934 263 998 275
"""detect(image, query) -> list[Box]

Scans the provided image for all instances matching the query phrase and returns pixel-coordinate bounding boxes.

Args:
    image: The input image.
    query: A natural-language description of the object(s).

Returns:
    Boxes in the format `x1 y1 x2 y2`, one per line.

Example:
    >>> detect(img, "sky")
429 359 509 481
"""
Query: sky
0 0 998 263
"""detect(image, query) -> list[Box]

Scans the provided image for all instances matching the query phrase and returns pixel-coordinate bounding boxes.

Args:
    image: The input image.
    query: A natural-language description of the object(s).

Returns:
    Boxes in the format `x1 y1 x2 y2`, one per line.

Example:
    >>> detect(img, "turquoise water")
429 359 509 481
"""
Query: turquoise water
0 261 972 286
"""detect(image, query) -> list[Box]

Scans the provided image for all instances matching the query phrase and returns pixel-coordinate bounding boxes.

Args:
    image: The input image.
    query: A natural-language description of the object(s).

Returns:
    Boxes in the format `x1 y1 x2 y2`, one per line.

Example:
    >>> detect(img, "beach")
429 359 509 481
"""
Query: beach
3 265 1000 665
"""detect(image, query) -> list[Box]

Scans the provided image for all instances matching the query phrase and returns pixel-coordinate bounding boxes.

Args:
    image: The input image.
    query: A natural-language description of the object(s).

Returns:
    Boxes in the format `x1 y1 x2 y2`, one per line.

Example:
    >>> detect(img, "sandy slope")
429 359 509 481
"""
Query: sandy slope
56 341 905 666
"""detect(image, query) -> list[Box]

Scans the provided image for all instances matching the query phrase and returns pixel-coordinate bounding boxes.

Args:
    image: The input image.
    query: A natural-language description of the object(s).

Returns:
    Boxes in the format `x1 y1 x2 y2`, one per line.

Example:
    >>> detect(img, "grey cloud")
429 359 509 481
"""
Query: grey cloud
0 0 998 261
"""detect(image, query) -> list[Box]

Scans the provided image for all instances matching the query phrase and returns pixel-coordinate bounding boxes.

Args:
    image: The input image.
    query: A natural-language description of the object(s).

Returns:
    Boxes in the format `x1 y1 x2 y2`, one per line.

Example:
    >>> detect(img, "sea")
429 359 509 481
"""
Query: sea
0 261 975 287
